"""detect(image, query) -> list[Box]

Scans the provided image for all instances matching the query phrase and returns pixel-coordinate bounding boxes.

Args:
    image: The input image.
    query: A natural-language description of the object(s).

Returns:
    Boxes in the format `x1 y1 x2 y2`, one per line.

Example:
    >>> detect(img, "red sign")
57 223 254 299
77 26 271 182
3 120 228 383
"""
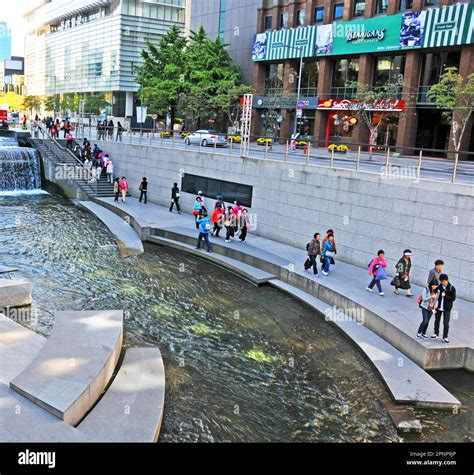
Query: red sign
318 99 405 112
0 110 7 121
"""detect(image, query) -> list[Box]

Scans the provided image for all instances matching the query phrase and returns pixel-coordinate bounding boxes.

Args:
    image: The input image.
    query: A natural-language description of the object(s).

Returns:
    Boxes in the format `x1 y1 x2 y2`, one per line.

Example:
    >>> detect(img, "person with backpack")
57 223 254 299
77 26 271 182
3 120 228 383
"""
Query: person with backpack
321 234 336 276
120 177 129 203
139 177 148 204
211 204 224 237
393 250 414 297
432 274 456 344
170 183 181 213
366 250 388 296
304 233 321 276
195 210 213 252
66 133 74 149
417 280 440 339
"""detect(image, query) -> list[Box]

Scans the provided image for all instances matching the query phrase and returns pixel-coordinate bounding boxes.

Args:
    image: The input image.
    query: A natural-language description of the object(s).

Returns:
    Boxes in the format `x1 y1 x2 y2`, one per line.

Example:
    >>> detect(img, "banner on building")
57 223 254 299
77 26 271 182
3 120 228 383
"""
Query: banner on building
252 4 474 62
318 99 406 112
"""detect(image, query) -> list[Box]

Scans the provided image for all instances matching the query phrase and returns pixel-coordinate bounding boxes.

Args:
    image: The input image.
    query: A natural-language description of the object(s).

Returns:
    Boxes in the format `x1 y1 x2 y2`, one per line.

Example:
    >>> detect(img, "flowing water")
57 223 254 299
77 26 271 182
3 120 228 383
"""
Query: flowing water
0 193 471 443
0 137 41 193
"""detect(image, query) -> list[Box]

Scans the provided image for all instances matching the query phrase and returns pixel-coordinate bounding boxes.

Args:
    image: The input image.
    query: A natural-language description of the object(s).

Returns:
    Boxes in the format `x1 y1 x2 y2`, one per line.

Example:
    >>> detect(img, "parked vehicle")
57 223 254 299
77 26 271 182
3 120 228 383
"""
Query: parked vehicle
7 112 19 125
184 130 228 147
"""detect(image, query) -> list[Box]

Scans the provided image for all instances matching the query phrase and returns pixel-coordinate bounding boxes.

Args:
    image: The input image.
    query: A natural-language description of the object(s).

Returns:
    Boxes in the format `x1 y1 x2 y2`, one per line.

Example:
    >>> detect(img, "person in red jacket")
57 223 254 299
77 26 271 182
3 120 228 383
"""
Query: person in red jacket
211 204 224 237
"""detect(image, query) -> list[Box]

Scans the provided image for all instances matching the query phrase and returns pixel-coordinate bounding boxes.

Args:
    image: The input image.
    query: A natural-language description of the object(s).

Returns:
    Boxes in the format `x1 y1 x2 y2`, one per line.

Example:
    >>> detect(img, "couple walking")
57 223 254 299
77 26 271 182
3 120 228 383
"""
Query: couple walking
304 230 337 277
114 177 129 203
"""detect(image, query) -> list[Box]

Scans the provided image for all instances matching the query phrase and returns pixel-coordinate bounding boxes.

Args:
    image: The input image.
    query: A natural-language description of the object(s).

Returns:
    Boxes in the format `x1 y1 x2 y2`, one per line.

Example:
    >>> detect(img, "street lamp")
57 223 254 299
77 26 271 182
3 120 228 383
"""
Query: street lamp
283 44 304 137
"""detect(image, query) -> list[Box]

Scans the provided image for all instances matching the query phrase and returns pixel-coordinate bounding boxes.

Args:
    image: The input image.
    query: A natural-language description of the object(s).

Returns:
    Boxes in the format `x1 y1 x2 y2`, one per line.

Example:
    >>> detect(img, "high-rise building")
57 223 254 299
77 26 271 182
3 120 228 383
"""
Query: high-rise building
252 0 474 157
188 0 261 84
0 22 12 62
24 0 186 118
1 56 25 94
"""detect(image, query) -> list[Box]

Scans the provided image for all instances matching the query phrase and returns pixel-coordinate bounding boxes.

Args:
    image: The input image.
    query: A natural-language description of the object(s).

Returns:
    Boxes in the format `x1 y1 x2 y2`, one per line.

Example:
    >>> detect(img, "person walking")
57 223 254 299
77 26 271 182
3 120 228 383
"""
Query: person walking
304 233 321 276
120 177 129 203
224 206 236 243
427 260 445 286
116 122 124 142
114 177 120 203
417 280 439 339
106 158 114 184
366 250 388 296
239 209 250 243
139 177 148 204
66 133 74 150
393 250 414 297
215 194 225 210
211 204 224 237
96 155 104 182
193 197 203 229
195 210 213 253
322 230 337 254
432 274 456 344
170 183 181 213
107 120 114 140
321 235 336 276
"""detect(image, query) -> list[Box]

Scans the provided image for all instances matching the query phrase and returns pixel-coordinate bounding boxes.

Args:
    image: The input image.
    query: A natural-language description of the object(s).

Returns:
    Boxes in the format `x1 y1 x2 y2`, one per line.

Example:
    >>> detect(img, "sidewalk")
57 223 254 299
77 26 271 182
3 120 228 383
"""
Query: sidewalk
95 197 473 371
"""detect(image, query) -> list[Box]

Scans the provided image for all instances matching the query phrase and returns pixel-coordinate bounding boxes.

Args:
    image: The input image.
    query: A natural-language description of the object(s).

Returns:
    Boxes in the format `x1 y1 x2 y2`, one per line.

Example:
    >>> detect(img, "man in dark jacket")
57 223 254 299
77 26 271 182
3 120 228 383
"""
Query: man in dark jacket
170 183 181 213
394 250 414 297
139 177 148 204
432 274 456 344
304 233 321 276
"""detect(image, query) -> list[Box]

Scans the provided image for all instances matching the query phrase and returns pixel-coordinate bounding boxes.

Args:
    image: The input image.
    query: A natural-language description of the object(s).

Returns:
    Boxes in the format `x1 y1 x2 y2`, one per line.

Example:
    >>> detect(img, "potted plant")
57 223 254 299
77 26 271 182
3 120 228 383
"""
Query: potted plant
328 144 349 154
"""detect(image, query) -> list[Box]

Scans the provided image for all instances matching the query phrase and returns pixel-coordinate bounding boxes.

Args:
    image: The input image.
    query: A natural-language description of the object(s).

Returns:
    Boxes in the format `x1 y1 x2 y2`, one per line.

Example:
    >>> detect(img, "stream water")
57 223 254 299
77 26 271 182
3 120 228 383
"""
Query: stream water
0 193 471 443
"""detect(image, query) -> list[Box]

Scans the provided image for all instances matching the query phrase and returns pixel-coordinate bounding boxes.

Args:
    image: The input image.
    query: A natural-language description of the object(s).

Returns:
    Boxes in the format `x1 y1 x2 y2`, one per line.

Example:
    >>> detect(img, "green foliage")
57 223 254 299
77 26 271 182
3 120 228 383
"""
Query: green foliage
60 93 79 114
23 95 43 114
137 26 250 130
428 67 474 151
44 95 59 113
84 94 110 114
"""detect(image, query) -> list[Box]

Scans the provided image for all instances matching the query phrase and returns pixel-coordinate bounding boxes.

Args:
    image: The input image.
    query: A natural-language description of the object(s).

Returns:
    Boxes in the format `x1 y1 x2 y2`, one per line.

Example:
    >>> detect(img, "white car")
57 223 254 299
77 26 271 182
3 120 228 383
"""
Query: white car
184 130 228 147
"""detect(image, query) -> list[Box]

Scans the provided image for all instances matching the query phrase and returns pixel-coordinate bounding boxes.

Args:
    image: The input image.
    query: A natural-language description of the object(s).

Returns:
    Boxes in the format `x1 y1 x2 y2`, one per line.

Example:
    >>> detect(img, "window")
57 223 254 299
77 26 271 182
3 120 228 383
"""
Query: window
333 3 344 20
425 0 440 6
376 0 389 14
399 0 414 10
296 9 306 26
374 56 406 87
301 61 319 96
353 1 366 17
332 58 360 88
265 63 284 91
264 15 272 30
280 12 289 28
181 175 253 208
314 6 324 23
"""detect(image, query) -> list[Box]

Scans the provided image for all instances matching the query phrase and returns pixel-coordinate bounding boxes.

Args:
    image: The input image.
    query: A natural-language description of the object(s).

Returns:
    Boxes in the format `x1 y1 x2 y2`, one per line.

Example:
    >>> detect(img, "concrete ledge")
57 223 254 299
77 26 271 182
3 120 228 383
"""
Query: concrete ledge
268 280 461 410
78 201 144 257
0 314 46 384
78 347 165 442
10 310 123 426
148 235 276 286
0 278 32 307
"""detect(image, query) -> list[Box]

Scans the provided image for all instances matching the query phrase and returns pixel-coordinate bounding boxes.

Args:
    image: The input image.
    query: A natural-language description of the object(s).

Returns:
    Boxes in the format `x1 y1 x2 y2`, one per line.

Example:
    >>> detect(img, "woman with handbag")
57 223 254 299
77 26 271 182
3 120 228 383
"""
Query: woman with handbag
417 280 439 339
366 250 388 296
321 235 336 276
224 206 236 243
392 250 414 297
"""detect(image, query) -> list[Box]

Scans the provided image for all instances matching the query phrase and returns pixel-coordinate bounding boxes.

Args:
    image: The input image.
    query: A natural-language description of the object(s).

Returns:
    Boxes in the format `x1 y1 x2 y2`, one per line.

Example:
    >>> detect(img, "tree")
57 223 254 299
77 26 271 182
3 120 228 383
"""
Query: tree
345 80 405 152
60 93 79 115
428 67 474 156
23 96 43 115
84 94 110 114
0 91 24 111
135 26 187 130
44 95 59 114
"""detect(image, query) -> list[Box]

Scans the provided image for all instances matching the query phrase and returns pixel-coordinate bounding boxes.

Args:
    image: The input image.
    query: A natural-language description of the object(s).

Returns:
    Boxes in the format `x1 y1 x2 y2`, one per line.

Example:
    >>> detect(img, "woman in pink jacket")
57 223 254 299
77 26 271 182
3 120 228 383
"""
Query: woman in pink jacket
366 250 388 296
119 177 129 203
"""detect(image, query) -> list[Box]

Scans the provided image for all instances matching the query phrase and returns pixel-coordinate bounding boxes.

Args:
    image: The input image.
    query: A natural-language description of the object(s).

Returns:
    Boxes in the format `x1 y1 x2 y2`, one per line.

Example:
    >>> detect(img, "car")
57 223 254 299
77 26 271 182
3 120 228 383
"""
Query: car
184 130 228 147
7 112 19 125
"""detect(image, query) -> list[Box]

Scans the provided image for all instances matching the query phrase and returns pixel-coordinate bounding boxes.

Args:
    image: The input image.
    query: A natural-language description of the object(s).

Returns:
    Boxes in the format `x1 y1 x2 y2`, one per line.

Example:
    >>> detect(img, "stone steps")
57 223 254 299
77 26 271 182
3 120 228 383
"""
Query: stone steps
0 278 32 308
10 310 124 425
77 348 166 442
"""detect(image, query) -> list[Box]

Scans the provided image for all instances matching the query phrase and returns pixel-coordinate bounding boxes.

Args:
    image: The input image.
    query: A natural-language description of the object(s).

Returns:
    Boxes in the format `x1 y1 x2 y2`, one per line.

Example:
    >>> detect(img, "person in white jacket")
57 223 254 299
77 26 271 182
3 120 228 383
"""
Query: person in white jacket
417 280 439 339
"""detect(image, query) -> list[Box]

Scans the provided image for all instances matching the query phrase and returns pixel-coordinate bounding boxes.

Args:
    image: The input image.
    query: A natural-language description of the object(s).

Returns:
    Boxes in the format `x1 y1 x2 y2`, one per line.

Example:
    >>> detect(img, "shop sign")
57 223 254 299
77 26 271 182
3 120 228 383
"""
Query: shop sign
254 96 319 110
318 99 406 112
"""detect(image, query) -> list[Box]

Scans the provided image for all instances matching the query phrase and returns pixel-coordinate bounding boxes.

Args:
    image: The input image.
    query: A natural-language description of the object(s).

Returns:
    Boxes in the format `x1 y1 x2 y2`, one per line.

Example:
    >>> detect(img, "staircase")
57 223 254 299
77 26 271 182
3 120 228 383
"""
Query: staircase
30 137 116 198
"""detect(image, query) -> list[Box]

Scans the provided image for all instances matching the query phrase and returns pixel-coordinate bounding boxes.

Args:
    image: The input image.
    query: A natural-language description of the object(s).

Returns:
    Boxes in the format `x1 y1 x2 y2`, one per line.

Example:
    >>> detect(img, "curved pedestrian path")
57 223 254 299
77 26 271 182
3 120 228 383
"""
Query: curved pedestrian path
93 196 472 407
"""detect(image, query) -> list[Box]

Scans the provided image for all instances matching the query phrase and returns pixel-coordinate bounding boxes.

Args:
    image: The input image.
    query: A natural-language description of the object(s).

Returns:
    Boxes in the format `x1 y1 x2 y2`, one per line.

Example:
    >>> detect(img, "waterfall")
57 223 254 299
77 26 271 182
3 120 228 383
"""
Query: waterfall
0 137 42 192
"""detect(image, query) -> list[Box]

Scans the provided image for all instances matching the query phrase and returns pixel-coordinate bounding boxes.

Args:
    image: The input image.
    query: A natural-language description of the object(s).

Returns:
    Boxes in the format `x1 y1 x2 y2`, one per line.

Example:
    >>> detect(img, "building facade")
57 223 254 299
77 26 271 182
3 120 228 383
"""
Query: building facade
0 22 12 62
188 0 262 84
24 0 185 118
1 57 25 94
252 0 474 156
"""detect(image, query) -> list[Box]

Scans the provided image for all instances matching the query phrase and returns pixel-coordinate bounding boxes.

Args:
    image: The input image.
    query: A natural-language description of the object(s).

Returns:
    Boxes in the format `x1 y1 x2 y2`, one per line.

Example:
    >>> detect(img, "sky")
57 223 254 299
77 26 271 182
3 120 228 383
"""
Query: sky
0 0 28 56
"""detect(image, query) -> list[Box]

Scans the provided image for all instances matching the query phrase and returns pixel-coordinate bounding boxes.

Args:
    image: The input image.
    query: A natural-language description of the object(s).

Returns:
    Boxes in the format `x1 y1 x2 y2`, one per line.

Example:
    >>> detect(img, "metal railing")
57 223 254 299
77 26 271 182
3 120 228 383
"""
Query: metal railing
35 124 99 196
62 123 474 185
